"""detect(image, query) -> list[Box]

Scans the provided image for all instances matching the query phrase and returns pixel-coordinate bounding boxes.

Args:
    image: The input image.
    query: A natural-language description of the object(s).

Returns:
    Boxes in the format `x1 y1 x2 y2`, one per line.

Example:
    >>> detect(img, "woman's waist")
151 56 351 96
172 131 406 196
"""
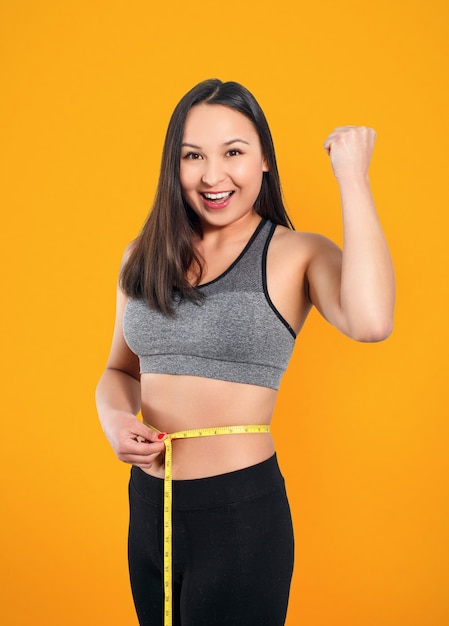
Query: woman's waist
141 428 275 480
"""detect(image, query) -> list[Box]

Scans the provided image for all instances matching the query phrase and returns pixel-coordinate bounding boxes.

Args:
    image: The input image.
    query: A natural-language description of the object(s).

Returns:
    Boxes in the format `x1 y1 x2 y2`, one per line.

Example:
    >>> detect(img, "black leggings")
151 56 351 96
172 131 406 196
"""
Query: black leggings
128 454 294 626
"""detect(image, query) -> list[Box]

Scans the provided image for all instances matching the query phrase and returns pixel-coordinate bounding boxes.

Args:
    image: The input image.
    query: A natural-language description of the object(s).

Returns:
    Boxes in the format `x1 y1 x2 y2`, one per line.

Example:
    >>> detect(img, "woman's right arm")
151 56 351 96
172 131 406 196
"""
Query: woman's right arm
95 281 166 470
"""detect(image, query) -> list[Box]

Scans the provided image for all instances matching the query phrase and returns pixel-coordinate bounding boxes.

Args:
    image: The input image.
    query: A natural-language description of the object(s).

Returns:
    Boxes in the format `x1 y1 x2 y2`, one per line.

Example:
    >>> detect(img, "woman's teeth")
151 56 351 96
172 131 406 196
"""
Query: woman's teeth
203 191 233 200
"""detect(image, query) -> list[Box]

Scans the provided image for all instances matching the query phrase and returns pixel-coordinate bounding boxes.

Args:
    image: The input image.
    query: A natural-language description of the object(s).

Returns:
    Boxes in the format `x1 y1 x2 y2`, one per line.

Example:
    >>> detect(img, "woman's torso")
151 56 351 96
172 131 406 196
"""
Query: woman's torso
126 218 314 479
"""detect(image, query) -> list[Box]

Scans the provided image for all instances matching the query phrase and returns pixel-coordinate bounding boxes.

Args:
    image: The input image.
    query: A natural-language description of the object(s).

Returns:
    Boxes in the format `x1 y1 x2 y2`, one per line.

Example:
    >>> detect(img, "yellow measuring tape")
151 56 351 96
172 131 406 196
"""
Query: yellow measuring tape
144 422 271 626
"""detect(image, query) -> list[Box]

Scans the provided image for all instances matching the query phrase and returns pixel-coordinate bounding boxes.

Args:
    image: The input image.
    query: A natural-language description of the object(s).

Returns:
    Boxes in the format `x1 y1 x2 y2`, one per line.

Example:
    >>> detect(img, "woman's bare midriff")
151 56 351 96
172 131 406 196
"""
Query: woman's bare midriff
139 373 278 480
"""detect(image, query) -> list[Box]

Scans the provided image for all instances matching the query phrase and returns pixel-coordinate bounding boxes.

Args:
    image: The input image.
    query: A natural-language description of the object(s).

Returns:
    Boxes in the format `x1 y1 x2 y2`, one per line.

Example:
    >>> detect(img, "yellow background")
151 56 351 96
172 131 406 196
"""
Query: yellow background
1 1 448 624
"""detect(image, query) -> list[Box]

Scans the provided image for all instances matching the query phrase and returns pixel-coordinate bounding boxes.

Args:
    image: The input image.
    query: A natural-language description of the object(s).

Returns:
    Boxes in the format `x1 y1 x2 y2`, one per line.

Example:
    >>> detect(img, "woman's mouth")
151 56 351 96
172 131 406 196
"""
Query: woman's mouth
200 191 234 210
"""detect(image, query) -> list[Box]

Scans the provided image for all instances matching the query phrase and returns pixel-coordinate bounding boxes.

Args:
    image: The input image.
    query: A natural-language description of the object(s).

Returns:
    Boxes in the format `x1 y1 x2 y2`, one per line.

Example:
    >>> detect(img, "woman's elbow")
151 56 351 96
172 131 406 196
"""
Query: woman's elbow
350 317 394 343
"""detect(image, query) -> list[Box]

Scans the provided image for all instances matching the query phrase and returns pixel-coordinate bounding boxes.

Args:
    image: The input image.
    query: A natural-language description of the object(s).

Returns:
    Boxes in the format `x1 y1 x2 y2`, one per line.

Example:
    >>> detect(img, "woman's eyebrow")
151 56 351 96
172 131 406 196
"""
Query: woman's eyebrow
224 138 250 146
181 138 251 149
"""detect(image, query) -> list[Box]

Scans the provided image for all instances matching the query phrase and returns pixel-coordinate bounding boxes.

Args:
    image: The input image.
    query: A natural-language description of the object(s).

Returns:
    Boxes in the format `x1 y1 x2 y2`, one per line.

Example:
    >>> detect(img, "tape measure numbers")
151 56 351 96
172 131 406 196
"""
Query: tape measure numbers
144 423 271 626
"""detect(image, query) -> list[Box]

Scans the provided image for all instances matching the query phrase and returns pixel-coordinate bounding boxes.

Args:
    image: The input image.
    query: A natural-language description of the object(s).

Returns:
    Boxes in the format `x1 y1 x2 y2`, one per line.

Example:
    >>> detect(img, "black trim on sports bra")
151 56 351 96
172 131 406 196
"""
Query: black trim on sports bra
196 218 267 290
262 223 297 339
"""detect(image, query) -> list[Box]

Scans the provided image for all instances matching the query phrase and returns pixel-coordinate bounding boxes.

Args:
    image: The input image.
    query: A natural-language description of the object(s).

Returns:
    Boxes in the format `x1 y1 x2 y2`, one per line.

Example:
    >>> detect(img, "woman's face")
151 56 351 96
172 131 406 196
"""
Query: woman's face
180 104 268 229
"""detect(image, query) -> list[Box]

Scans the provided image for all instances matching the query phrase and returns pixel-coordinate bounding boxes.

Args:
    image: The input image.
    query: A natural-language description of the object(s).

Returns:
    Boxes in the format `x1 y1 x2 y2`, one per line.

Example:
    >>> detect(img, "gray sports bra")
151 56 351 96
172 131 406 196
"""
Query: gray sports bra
123 219 296 390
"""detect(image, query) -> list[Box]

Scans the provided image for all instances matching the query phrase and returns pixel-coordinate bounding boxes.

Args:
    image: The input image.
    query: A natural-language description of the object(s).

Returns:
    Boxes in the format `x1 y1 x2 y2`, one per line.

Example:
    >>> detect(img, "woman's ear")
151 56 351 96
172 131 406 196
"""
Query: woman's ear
262 157 269 172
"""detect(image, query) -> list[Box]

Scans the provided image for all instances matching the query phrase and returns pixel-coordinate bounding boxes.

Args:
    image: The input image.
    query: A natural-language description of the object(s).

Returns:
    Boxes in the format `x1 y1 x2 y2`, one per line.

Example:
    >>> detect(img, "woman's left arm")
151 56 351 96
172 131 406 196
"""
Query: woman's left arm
306 126 395 342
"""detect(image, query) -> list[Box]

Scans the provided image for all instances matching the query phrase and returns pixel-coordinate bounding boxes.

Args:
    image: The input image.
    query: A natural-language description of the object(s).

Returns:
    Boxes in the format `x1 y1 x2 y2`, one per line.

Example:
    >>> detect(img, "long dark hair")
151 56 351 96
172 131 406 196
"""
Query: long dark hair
120 79 294 314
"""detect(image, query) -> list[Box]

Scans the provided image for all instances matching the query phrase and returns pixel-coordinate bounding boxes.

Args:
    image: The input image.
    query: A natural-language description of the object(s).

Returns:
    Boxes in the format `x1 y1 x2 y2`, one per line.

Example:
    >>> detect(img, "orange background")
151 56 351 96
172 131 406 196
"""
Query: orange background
1 1 448 624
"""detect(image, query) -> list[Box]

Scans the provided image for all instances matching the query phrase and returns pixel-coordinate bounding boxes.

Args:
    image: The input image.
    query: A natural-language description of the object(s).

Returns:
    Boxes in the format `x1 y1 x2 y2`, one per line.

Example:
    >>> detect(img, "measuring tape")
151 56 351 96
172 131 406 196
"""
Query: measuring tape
144 423 271 626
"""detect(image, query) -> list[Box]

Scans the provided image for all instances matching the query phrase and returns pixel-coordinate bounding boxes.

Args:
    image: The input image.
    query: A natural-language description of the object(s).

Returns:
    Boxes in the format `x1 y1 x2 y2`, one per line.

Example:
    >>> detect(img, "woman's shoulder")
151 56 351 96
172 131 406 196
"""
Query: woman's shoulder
271 224 339 262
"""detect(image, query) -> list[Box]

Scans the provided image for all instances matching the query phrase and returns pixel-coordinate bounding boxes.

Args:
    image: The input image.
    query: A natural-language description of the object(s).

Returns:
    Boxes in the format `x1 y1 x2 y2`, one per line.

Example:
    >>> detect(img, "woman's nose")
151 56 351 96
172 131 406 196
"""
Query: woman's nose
201 159 226 187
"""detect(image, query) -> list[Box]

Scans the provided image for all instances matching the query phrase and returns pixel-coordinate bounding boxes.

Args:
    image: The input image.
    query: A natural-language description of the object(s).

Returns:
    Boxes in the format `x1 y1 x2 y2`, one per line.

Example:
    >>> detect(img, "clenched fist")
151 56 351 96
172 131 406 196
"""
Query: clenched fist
324 126 376 181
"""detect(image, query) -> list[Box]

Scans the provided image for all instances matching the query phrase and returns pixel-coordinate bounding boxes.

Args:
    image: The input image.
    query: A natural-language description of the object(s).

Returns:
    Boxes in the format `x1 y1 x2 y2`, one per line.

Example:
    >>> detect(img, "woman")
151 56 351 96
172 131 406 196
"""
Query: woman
96 79 395 626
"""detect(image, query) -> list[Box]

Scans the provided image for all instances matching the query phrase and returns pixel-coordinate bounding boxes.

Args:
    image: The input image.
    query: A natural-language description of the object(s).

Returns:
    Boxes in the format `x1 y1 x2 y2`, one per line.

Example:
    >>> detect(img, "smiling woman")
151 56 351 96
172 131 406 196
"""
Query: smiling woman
180 104 269 220
96 79 395 626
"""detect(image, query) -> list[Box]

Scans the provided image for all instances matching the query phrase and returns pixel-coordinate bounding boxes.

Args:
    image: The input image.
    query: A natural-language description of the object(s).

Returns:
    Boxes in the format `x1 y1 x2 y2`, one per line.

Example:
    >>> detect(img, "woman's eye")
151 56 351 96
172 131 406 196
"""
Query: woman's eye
226 149 241 157
184 152 202 160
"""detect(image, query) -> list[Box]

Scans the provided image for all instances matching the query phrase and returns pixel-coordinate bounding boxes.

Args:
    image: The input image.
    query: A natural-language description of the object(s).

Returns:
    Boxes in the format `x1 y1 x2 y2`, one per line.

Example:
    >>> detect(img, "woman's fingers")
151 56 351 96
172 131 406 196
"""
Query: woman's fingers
104 412 168 464
323 126 376 179
115 436 165 462
132 421 167 443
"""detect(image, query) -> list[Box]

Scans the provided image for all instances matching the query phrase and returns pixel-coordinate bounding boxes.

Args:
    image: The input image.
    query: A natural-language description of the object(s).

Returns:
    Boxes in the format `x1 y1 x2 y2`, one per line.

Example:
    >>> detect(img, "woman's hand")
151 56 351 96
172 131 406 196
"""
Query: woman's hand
323 126 376 181
102 411 167 470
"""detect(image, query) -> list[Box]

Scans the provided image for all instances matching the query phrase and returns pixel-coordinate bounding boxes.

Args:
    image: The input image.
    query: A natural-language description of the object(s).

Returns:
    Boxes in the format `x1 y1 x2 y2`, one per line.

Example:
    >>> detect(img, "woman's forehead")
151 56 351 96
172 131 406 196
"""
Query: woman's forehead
182 104 258 144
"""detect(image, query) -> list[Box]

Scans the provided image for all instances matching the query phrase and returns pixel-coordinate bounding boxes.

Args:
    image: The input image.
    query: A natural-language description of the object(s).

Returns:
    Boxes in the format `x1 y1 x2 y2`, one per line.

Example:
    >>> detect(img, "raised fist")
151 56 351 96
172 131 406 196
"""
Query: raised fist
324 126 376 181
